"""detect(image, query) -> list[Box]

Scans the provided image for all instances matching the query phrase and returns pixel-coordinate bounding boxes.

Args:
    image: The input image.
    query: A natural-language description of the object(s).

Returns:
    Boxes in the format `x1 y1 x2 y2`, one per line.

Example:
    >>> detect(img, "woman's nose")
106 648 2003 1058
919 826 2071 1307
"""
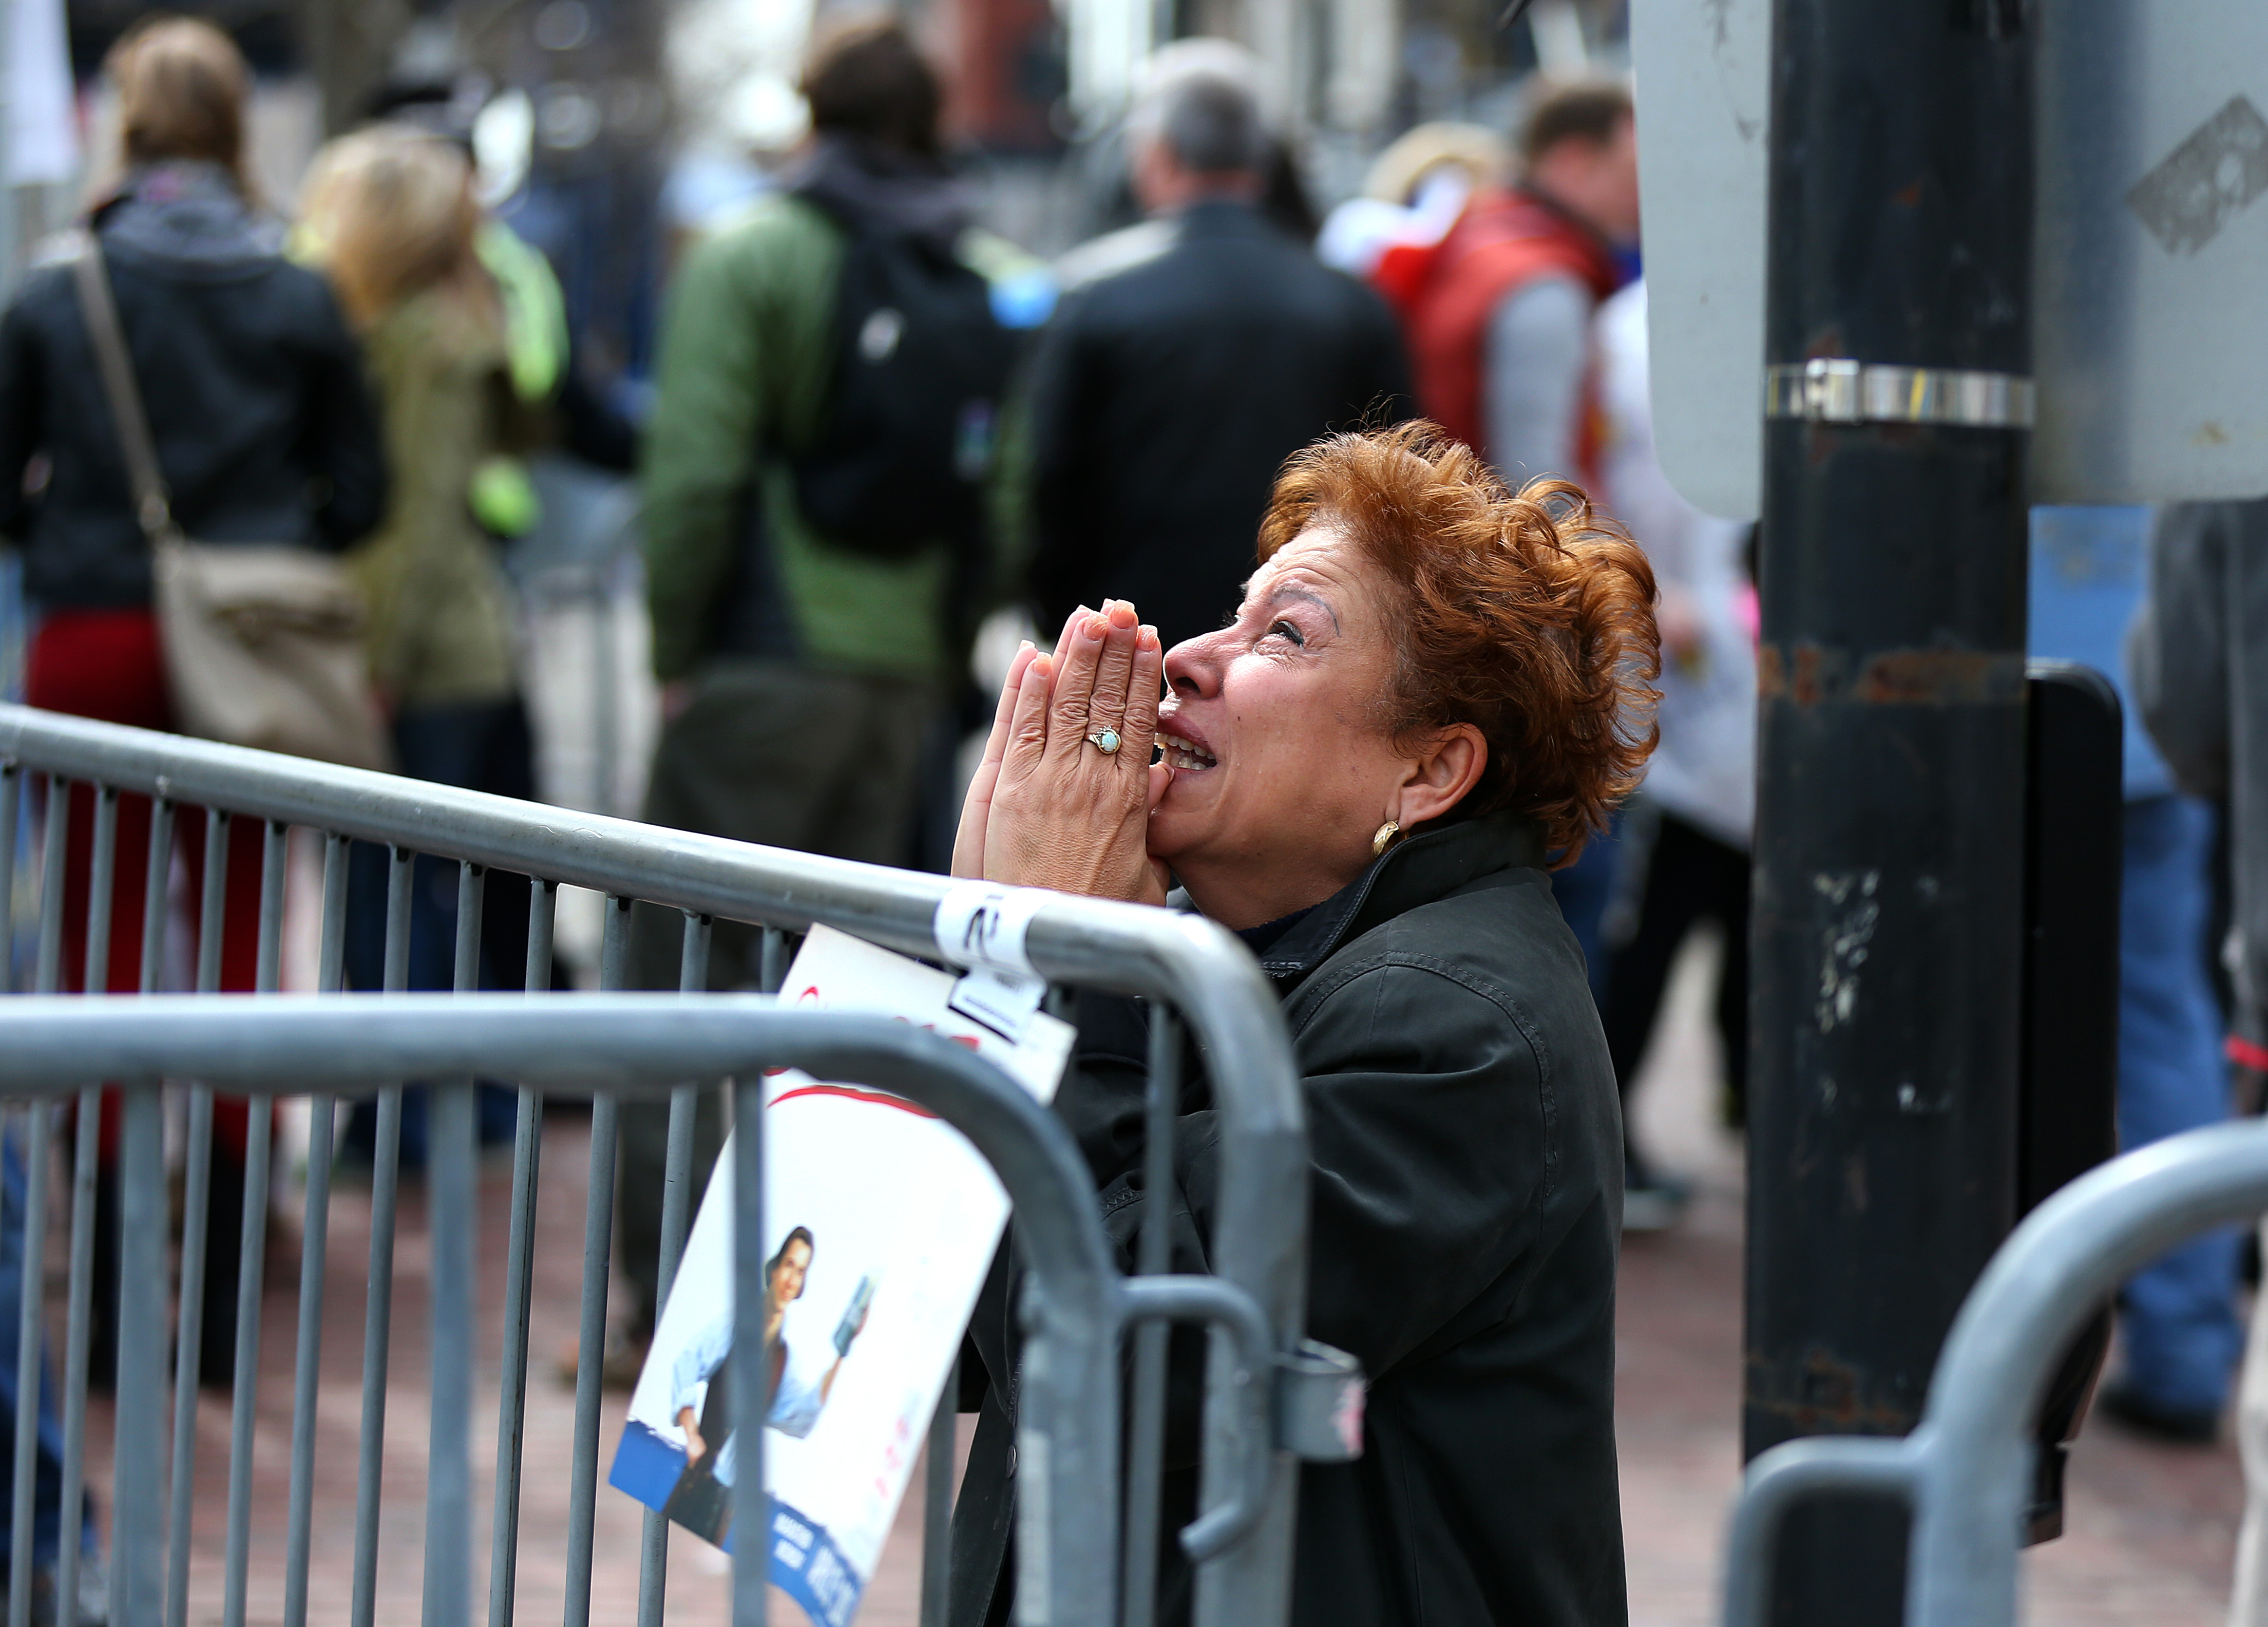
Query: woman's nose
1163 631 1223 695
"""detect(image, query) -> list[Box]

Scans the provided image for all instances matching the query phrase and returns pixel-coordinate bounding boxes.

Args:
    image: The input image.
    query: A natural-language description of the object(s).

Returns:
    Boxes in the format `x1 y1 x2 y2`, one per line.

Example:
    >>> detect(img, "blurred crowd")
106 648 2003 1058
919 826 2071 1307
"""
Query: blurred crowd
2 4 2267 1621
604 22 1712 1386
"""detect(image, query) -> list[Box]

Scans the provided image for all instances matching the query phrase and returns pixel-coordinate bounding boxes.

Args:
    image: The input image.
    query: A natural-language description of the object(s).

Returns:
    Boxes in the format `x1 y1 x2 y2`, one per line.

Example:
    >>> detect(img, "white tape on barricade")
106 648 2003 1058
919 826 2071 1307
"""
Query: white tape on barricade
933 882 1051 1042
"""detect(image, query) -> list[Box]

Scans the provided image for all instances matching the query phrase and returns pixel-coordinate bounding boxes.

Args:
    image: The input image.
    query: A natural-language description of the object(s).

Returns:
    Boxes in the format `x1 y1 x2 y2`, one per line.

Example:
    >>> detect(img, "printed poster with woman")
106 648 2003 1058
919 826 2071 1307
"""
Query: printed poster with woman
608 926 1072 1627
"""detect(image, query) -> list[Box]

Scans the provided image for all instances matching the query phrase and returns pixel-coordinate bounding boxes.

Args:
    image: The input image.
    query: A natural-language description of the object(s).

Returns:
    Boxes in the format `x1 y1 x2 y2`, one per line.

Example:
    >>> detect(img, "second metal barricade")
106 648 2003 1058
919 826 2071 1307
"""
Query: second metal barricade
1722 1118 2268 1627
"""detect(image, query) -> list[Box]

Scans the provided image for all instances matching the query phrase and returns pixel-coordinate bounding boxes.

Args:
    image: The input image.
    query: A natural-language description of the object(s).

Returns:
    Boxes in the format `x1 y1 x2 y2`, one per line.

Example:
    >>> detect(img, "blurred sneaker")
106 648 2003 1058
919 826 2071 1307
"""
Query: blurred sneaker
1621 1181 1689 1233
1621 1157 1691 1233
69 1557 108 1627
553 1323 647 1391
2097 1378 2220 1445
21 1558 108 1627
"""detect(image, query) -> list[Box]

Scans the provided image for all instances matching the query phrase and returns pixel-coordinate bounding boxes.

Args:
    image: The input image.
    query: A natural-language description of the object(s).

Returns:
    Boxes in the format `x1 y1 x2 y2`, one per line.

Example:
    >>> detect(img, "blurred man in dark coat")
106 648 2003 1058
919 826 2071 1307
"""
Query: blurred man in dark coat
1023 41 1412 651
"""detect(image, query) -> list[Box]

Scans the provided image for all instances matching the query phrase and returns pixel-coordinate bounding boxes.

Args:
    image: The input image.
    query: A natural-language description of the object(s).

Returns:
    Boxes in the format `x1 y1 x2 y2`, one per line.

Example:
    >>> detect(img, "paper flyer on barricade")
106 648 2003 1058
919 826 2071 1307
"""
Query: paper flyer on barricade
606 923 1073 1627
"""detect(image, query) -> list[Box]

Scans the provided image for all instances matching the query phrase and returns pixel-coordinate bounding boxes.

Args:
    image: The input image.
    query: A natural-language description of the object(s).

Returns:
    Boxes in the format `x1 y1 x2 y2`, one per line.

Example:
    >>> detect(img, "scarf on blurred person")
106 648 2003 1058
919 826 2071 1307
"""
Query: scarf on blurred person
94 160 284 281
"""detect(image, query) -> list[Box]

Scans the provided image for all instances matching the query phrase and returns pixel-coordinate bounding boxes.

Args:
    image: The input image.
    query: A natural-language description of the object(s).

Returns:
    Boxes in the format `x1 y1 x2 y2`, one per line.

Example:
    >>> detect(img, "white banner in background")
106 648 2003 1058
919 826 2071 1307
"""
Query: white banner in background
7 0 78 187
608 925 1073 1626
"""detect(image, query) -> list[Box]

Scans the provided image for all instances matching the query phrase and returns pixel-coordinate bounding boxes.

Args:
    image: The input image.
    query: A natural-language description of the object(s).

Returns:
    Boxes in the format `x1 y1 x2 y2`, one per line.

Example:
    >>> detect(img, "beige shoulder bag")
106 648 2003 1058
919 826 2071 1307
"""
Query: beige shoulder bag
70 230 394 771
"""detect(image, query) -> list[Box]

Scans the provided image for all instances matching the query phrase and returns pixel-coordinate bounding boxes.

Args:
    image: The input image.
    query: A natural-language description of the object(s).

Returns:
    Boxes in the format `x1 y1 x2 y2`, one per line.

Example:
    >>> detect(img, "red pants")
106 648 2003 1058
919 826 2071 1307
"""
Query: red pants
26 609 262 1156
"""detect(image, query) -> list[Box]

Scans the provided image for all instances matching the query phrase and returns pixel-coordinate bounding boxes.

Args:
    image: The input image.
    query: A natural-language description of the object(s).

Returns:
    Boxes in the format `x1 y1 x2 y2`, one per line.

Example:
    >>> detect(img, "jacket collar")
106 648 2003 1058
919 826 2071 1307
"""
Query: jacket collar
1444 184 1626 301
92 162 284 282
1174 197 1270 238
1179 810 1549 982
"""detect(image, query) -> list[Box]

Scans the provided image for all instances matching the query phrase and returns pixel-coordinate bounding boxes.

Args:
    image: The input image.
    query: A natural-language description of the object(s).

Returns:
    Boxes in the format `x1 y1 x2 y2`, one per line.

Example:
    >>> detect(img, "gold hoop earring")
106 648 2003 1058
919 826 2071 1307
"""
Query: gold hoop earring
1371 821 1400 858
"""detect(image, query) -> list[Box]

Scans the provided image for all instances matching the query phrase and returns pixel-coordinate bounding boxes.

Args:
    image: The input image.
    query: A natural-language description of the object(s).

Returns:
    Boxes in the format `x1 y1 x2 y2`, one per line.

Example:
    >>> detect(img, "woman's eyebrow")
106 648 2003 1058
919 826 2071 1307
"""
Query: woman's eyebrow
1265 583 1341 633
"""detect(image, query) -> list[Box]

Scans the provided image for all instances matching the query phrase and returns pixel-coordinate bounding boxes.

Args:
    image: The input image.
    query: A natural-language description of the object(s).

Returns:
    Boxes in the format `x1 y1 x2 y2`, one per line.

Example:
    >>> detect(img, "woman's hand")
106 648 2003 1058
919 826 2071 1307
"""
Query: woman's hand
959 600 1169 903
951 638 1039 879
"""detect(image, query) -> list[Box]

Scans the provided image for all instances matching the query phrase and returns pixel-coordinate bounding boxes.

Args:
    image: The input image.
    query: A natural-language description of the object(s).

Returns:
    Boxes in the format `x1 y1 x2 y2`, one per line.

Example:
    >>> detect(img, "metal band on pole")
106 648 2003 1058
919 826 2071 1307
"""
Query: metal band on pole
1764 360 2037 429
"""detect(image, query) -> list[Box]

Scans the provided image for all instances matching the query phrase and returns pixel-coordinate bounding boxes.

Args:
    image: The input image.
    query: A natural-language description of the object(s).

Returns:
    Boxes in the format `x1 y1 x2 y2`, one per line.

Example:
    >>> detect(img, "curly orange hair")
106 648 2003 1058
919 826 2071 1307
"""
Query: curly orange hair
1256 421 1660 864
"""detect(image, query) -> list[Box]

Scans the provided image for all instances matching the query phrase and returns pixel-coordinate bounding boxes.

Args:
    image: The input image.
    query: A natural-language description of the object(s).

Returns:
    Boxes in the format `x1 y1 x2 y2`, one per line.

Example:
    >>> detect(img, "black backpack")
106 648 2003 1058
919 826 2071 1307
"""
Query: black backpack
787 220 1017 561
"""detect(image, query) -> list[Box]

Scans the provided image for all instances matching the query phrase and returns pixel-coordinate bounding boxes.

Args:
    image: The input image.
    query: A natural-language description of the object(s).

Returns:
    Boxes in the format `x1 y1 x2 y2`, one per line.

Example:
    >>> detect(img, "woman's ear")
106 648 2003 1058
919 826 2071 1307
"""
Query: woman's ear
1396 725 1489 828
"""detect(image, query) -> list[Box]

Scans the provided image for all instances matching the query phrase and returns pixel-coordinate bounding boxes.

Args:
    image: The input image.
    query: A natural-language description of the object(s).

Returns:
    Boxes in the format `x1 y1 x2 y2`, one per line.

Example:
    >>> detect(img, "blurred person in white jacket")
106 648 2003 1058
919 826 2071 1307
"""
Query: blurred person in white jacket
1591 279 1758 1230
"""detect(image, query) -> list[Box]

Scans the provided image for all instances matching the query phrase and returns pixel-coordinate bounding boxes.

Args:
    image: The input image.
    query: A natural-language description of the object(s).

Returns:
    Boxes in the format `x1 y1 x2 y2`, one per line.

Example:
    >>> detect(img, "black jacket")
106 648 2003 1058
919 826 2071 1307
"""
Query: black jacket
1025 200 1412 651
0 163 385 610
954 811 1628 1627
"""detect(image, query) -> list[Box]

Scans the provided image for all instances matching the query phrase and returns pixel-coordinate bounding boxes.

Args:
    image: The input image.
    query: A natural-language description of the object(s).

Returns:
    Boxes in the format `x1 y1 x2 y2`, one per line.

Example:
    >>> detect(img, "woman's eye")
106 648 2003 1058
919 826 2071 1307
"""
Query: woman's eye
1268 619 1306 648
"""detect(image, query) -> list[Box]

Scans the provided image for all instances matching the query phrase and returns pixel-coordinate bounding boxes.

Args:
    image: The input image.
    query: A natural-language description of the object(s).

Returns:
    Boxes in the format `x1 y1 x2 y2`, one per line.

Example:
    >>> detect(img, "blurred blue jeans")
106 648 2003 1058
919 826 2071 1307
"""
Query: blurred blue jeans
1552 818 1620 1004
341 699 534 1164
2119 794 2244 1415
0 1129 95 1568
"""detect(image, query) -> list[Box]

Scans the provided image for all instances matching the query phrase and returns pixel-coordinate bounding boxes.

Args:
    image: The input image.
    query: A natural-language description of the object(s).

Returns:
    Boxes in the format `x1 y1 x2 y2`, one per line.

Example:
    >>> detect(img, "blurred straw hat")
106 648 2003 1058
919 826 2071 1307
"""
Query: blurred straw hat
1363 122 1511 204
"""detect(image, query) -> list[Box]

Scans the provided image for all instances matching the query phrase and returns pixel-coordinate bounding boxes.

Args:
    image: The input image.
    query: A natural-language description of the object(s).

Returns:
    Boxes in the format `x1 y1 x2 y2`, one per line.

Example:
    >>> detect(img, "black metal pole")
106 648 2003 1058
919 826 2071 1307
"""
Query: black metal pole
1747 0 2034 1620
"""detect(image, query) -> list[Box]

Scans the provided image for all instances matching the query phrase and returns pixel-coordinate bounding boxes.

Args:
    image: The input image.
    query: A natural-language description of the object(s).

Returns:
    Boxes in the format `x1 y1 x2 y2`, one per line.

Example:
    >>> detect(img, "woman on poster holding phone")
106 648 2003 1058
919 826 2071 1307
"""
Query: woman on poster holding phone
664 1225 872 1543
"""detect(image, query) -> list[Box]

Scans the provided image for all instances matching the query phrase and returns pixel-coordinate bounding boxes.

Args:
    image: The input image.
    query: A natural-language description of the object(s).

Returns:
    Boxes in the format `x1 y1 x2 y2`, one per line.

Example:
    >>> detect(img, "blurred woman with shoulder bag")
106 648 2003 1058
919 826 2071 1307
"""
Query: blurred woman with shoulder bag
0 16 386 1389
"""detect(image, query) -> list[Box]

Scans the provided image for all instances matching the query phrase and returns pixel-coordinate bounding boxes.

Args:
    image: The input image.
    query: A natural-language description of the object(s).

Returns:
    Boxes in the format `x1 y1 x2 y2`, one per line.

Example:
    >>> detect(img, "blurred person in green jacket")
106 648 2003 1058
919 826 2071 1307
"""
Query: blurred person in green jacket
299 124 548 1155
599 15 1045 1380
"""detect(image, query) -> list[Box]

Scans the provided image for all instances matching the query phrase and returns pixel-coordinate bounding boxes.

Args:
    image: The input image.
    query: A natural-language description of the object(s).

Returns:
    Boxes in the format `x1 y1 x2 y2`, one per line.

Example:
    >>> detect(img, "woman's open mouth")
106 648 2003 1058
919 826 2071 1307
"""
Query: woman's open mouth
1159 732 1217 772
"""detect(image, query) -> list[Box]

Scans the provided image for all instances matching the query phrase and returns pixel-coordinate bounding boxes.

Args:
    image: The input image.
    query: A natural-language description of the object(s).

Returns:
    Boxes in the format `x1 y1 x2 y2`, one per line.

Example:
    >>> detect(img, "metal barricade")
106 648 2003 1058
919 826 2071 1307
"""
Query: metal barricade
0 702 1343 1627
0 994 1281 1627
1722 1118 2268 1627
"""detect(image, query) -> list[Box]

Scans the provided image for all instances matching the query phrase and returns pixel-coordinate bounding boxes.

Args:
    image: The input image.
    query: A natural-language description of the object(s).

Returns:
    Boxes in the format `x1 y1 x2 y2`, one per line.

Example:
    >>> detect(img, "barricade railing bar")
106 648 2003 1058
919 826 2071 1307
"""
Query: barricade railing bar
0 701 1343 1627
1721 1118 2268 1627
0 994 1283 1627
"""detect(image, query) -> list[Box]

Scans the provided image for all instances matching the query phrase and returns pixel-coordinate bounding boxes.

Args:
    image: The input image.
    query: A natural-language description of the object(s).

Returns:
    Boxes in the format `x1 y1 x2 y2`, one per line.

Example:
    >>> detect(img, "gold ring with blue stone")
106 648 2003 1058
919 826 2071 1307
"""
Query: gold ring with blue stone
1086 728 1121 755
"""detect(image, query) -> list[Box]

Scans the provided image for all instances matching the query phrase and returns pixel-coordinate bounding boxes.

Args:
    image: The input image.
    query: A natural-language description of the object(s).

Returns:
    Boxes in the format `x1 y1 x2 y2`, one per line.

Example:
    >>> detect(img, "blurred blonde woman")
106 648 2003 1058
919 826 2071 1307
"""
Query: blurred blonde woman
298 125 540 1149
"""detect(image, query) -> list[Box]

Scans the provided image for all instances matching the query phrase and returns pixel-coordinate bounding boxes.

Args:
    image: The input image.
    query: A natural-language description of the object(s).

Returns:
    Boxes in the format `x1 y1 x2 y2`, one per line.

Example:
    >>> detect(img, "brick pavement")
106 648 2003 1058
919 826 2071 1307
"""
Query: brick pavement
67 1110 950 1627
55 934 2251 1625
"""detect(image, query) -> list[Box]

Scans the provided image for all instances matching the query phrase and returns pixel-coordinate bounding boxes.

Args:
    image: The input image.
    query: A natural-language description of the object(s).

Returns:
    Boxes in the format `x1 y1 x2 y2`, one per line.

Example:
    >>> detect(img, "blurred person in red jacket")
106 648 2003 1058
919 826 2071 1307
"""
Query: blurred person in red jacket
1401 81 1638 488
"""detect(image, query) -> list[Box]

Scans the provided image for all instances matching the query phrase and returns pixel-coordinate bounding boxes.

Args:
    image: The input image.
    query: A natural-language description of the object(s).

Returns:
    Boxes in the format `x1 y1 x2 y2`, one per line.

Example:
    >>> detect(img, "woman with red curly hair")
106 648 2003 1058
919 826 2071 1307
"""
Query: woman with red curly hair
950 420 1657 1627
